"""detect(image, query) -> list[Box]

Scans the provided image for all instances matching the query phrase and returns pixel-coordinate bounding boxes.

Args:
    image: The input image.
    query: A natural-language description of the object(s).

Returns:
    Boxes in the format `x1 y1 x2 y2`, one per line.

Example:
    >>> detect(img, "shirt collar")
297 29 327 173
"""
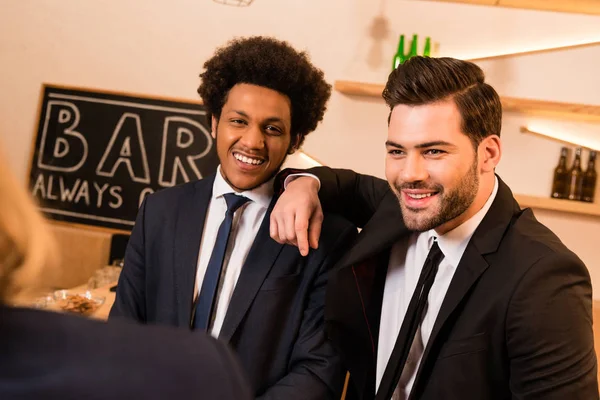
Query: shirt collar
212 165 274 209
428 176 499 266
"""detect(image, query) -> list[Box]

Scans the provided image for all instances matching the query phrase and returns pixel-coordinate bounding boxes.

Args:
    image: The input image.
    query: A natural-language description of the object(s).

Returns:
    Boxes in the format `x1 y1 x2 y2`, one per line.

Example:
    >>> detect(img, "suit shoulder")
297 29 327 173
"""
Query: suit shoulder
145 179 208 208
507 208 584 268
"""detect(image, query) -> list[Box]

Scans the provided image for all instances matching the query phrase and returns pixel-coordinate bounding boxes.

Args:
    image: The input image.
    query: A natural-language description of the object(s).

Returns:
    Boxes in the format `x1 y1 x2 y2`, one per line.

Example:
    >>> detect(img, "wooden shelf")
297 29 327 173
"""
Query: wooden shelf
428 0 600 16
515 194 600 218
501 97 600 123
335 81 384 98
334 80 600 124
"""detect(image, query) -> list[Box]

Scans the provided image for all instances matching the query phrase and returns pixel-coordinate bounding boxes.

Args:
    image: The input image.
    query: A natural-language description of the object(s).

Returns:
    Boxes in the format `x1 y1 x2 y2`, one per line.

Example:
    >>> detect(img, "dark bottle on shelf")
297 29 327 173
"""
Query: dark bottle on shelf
551 147 569 199
582 150 597 203
567 147 584 201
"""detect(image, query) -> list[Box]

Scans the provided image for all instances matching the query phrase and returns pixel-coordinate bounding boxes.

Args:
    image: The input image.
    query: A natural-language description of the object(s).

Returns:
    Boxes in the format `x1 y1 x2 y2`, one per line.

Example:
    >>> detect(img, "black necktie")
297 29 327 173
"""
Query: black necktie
376 241 444 400
193 193 250 330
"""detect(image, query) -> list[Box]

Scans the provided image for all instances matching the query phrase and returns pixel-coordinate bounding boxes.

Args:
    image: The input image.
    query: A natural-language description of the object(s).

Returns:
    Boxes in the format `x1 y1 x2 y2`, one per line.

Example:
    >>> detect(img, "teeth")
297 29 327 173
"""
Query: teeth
234 153 264 165
408 193 434 199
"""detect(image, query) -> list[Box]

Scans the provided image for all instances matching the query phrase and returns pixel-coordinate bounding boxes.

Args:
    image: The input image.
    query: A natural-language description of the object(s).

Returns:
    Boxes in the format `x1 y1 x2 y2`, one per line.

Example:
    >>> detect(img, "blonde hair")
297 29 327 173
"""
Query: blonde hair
0 143 58 302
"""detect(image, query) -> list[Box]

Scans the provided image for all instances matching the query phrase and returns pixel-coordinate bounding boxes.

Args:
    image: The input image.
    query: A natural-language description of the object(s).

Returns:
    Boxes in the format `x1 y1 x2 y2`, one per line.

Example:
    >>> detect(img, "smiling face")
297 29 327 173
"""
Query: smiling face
212 83 295 192
385 98 499 234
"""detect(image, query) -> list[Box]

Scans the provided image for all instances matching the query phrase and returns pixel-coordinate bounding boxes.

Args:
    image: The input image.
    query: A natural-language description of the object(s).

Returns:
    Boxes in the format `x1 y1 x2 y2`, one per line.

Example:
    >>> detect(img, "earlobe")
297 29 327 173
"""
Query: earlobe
480 135 501 172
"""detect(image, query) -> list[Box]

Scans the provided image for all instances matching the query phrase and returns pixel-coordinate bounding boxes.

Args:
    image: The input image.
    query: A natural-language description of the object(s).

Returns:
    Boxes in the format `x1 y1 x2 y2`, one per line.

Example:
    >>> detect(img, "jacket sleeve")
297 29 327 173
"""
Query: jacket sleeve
278 166 391 229
108 198 148 322
257 221 359 400
506 252 598 399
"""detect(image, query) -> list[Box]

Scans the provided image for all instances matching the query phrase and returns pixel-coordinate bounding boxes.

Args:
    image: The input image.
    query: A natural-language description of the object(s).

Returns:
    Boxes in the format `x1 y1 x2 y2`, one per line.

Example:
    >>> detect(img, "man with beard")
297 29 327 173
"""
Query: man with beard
269 56 598 399
110 36 357 399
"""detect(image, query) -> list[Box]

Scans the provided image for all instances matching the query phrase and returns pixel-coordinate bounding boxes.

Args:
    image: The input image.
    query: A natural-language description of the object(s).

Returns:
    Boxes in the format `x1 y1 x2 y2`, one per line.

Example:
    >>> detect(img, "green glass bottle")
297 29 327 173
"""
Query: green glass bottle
392 34 406 70
423 37 431 57
408 34 418 59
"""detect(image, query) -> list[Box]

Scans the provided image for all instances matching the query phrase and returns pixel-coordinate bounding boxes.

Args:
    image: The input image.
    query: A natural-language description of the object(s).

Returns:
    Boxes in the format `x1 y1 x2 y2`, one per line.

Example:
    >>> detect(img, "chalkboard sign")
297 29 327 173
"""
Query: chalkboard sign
28 84 219 231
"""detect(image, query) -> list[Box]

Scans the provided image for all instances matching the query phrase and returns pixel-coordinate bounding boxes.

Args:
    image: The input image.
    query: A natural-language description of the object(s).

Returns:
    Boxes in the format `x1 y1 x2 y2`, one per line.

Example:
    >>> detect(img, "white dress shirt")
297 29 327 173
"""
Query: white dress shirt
376 177 499 399
194 166 273 338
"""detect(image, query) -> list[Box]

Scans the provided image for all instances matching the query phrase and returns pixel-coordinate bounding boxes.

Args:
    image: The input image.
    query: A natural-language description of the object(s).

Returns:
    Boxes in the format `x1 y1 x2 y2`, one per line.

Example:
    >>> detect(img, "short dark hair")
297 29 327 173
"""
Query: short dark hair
382 56 502 145
197 36 331 149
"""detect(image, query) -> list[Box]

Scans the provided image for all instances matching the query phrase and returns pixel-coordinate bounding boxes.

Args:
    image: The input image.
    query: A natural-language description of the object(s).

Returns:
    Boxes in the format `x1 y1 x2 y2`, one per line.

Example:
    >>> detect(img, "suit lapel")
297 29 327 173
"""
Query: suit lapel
173 174 215 327
409 176 520 397
420 244 489 359
331 194 409 399
324 254 388 400
219 198 285 342
359 252 390 398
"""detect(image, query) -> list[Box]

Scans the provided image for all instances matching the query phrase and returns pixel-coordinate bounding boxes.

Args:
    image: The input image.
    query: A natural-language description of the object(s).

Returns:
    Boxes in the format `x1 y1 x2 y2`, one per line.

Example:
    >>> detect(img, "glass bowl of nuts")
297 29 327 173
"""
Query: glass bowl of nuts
53 290 105 316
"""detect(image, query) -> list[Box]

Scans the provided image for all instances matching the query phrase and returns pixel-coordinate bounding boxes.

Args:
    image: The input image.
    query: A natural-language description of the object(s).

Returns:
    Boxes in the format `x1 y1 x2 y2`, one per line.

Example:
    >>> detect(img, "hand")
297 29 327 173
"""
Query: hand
270 176 323 256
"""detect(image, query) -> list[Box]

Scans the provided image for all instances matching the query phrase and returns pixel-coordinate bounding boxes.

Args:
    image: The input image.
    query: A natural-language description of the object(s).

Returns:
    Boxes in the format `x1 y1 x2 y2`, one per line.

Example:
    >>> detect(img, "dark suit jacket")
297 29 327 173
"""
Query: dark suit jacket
0 305 251 399
109 173 357 399
307 167 598 400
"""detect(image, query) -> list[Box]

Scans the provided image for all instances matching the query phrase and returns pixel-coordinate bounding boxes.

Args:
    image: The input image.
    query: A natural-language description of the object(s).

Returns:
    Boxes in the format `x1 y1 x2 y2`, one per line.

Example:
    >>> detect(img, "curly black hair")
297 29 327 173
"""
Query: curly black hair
197 36 331 149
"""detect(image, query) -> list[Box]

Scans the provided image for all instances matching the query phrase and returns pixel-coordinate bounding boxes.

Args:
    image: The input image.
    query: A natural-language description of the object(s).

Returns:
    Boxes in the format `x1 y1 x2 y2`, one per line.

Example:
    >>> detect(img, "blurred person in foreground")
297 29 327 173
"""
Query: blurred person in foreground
0 141 252 400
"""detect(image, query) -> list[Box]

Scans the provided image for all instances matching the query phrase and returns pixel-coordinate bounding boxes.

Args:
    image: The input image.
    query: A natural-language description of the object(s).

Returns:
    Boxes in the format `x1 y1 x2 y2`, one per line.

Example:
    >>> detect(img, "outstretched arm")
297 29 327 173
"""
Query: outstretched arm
270 166 390 255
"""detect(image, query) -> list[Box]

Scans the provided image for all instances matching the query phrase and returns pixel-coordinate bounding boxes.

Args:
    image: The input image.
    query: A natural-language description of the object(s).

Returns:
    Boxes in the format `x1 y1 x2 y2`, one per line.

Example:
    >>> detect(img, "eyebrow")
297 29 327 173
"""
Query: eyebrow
385 140 454 149
231 110 286 125
231 110 249 118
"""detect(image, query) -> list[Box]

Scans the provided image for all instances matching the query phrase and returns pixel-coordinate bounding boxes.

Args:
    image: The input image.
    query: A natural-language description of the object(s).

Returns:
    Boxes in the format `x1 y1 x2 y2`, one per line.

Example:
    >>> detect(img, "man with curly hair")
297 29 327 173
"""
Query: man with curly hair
110 36 357 400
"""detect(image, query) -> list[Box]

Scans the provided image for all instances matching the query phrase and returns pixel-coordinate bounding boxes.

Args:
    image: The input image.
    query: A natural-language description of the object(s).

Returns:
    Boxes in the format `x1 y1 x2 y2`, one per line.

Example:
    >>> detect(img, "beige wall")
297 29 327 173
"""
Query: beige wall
1 0 599 292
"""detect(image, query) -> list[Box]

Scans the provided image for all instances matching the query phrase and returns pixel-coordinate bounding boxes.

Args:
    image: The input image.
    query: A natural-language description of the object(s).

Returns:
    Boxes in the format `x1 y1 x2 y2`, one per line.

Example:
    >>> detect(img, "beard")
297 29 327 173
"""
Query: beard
393 159 479 232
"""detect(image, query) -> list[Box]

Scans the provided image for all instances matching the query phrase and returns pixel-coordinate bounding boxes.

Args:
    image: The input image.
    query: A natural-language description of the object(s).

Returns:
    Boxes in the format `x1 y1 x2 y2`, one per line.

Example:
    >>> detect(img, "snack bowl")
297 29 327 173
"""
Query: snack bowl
53 290 105 316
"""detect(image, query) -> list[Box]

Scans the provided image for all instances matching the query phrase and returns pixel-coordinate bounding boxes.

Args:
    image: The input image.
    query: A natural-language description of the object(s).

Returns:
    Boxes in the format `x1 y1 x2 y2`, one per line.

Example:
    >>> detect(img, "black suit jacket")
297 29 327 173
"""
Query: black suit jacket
307 167 598 400
109 173 357 399
0 305 251 399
